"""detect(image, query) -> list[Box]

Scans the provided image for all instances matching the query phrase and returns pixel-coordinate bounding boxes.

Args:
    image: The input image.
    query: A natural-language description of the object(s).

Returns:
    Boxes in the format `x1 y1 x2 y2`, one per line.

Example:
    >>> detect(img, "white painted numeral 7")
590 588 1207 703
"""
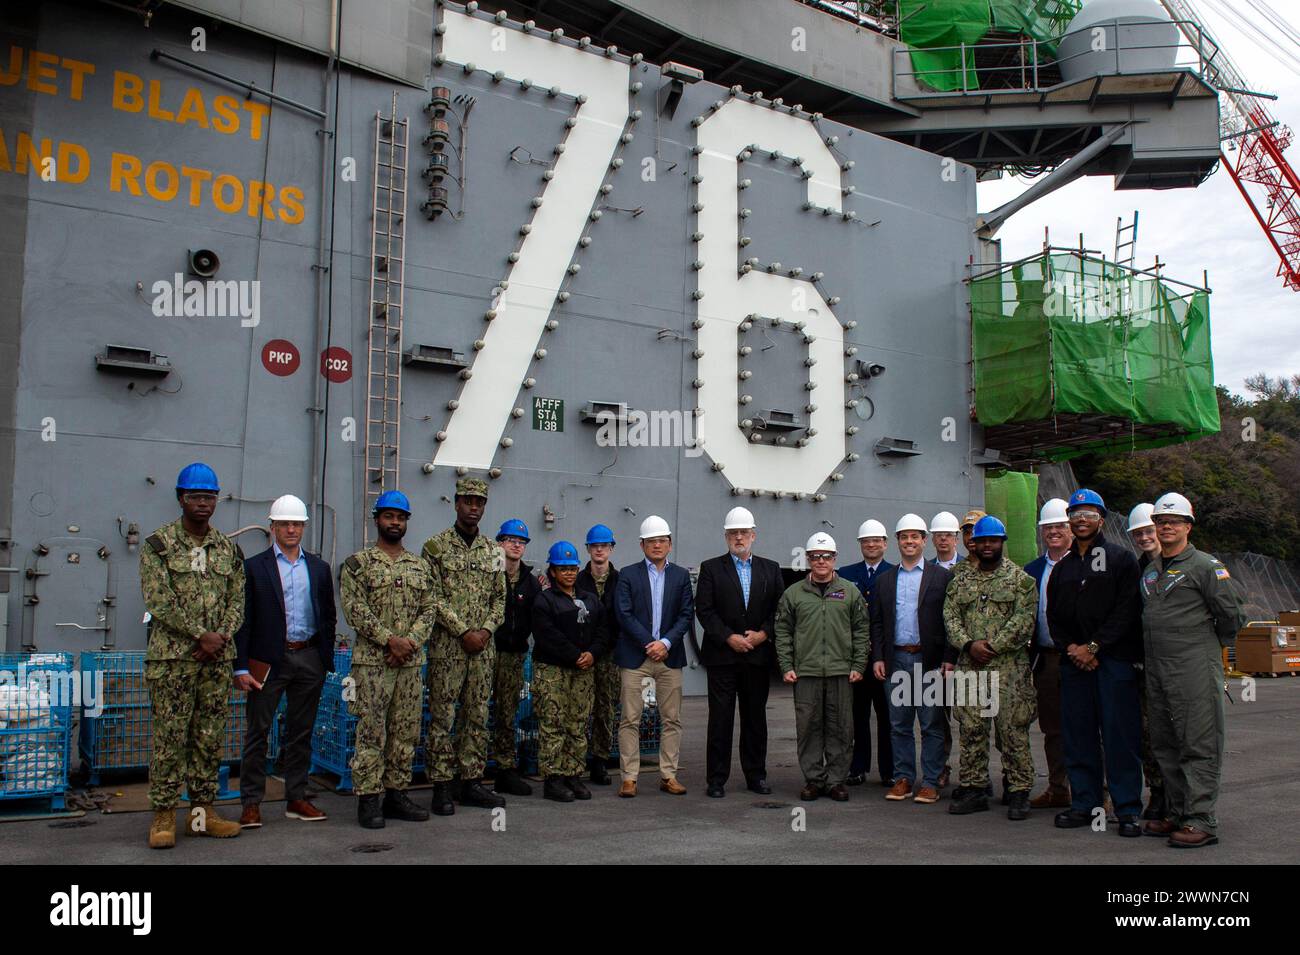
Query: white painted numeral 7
433 12 629 470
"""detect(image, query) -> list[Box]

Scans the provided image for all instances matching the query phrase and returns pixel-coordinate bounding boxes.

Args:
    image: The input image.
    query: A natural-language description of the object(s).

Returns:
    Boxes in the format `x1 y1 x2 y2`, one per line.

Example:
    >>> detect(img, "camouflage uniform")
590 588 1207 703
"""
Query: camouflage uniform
534 663 595 777
944 557 1038 792
339 547 435 796
422 500 506 784
579 566 620 761
140 518 245 810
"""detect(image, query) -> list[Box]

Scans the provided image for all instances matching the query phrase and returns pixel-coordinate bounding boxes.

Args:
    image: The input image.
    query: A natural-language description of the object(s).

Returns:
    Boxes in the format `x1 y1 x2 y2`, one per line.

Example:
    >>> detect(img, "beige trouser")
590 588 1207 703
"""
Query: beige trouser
619 660 683 781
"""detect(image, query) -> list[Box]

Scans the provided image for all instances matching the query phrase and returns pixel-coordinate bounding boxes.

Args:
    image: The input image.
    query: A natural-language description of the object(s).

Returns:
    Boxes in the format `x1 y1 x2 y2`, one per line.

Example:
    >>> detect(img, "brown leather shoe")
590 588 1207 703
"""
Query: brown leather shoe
913 786 940 804
239 804 262 829
1168 825 1218 848
800 782 821 801
618 779 637 798
885 779 913 801
828 784 850 802
1029 790 1070 809
285 799 327 821
659 777 687 795
1144 819 1178 837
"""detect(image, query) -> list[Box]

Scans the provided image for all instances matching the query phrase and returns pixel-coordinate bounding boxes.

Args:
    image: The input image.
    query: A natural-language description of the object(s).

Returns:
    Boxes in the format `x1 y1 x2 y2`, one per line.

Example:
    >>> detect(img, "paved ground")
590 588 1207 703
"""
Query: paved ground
3 678 1296 864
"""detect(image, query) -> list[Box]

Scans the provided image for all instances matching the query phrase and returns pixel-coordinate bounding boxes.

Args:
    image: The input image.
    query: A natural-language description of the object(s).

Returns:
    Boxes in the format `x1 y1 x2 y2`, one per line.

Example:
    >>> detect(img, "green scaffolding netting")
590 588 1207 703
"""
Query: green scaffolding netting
971 252 1220 459
983 470 1039 567
899 0 1083 91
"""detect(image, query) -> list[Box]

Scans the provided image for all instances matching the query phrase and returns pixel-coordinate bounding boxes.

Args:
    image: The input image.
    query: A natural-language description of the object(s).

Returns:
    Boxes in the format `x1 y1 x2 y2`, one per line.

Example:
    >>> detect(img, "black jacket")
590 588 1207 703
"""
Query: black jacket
234 546 337 677
532 584 609 668
868 561 954 673
495 561 543 653
577 562 620 648
1046 533 1143 663
693 552 783 668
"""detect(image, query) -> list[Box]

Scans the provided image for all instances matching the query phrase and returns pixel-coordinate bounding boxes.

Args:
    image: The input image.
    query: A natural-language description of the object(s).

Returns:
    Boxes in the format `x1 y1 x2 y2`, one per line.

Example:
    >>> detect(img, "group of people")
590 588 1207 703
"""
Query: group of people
138 462 1244 852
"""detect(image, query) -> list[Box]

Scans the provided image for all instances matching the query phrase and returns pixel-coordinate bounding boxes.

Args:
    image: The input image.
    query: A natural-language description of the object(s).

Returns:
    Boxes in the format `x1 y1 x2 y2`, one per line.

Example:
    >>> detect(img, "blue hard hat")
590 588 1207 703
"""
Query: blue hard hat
971 515 1008 540
547 541 581 566
176 462 219 492
496 518 530 542
1067 488 1107 516
585 524 616 546
373 489 412 515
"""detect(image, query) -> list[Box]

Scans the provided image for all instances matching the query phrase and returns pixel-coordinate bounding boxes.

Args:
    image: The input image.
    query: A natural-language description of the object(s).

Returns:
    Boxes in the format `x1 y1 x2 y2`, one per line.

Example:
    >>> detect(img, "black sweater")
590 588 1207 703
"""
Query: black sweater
532 584 609 667
494 561 543 653
1046 534 1143 663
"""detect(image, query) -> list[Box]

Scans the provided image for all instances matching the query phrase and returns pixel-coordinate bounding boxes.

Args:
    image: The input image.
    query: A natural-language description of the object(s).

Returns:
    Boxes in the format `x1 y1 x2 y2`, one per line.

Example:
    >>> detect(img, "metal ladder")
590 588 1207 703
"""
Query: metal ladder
363 93 409 544
1114 211 1139 272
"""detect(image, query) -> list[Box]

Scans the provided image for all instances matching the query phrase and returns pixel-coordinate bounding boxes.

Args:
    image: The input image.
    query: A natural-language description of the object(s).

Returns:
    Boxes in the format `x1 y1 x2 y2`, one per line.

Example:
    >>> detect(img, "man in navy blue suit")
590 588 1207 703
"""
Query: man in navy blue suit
613 515 694 798
234 495 336 827
839 519 895 787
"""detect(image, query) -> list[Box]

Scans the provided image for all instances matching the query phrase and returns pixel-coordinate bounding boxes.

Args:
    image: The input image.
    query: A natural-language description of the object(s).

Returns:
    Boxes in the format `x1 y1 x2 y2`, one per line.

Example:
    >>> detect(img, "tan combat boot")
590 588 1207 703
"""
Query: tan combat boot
148 809 176 849
184 804 242 838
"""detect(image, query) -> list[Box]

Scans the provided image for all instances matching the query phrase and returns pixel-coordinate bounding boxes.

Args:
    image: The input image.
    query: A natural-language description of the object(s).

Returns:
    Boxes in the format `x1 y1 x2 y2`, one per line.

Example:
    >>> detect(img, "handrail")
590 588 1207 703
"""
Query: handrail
893 18 1216 98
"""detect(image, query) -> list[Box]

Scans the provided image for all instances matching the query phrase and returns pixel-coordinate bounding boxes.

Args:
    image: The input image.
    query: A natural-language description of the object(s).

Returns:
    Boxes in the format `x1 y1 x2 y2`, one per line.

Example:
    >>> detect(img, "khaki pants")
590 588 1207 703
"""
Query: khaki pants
619 660 682 781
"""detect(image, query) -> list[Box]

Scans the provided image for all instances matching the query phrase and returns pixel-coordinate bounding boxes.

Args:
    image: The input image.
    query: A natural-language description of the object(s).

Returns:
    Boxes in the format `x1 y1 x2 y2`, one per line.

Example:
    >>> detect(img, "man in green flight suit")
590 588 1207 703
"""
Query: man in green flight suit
139 462 245 849
1139 493 1246 848
944 516 1039 821
423 476 507 816
340 489 435 829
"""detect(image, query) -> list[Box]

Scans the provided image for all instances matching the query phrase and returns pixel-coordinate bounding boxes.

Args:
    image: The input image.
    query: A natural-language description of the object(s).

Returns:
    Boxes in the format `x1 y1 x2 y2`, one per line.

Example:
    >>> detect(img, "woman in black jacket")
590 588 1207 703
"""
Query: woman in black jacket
532 541 609 802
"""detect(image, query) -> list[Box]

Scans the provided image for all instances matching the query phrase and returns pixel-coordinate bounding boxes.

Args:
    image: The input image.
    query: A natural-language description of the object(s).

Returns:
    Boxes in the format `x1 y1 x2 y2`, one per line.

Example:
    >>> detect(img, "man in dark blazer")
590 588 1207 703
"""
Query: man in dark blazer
233 495 336 827
694 507 784 798
869 515 953 804
613 515 694 798
839 519 896 786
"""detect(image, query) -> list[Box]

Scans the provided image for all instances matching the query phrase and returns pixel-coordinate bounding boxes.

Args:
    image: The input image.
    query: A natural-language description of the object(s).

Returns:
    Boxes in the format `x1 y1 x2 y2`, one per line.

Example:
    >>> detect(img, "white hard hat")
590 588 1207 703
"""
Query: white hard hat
268 494 309 522
929 511 960 533
805 532 837 554
895 513 928 535
1127 502 1155 532
856 519 887 540
1038 498 1069 526
723 506 756 530
639 515 672 539
1153 492 1194 522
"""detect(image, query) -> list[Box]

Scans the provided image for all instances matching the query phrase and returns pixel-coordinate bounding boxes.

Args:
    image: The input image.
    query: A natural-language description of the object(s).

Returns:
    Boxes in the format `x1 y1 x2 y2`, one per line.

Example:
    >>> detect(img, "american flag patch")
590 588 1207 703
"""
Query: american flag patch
1214 567 1231 580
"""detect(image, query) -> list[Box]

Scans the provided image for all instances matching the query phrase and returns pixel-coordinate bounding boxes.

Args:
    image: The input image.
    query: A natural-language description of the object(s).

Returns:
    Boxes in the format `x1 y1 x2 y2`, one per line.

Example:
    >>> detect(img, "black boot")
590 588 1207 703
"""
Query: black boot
357 794 385 829
383 788 430 822
1000 775 1011 806
589 762 611 786
494 767 533 797
1006 790 1031 821
430 782 455 817
568 775 592 800
460 779 507 808
948 786 990 815
544 776 575 802
1142 788 1166 821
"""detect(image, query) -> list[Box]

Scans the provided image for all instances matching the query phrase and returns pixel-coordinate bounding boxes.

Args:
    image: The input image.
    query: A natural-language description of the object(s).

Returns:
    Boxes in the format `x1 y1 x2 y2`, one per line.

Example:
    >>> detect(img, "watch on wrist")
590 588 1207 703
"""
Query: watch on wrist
1086 641 1100 655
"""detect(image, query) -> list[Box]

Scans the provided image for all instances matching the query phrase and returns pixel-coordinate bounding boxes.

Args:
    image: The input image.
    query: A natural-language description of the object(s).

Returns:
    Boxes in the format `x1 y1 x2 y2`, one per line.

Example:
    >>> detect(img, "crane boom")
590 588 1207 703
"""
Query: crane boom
1160 0 1300 289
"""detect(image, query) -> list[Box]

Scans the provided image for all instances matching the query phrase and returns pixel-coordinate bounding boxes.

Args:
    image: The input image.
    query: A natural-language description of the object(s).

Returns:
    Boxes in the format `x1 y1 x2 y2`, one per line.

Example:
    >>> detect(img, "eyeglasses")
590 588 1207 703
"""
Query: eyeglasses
1153 517 1189 527
808 553 835 562
1068 511 1102 521
500 537 527 546
182 493 218 503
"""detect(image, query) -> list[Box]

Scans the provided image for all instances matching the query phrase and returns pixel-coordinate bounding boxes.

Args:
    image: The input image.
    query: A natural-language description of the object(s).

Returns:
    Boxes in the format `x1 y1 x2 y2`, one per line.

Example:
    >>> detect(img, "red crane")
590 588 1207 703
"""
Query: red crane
1163 0 1300 289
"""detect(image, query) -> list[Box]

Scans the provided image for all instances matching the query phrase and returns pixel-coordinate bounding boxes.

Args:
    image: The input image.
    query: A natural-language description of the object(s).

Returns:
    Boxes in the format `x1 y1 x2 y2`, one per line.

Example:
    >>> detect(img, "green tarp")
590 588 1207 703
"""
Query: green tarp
984 470 1039 567
971 252 1220 459
899 0 1082 91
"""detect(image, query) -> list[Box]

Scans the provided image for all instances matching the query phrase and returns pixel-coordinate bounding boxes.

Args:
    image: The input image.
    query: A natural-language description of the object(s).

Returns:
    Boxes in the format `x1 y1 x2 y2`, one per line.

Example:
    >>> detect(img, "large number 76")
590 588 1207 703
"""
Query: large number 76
434 10 848 496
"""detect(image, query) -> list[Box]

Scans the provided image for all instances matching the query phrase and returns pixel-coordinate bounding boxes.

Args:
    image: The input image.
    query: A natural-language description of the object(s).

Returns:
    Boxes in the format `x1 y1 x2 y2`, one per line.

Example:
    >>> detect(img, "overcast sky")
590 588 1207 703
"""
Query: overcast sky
975 3 1300 398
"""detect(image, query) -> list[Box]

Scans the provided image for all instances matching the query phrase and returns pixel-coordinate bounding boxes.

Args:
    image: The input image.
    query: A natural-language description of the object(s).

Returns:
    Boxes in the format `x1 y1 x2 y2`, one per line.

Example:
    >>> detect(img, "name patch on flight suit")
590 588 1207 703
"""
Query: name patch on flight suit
827 590 845 600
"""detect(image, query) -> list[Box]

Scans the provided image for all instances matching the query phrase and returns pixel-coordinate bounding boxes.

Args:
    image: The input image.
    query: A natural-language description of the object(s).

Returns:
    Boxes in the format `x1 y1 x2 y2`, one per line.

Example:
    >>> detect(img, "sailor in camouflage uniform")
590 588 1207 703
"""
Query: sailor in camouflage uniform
577 524 620 785
943 516 1039 820
422 476 507 815
340 490 435 829
139 463 245 849
532 541 609 802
